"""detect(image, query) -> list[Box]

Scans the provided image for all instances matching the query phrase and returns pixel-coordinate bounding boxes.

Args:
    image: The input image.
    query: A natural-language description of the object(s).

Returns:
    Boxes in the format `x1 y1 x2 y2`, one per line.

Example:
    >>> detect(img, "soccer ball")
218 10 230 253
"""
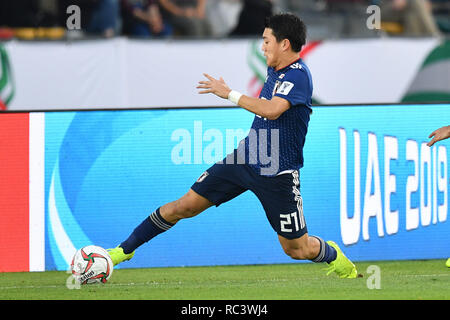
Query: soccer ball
71 245 114 284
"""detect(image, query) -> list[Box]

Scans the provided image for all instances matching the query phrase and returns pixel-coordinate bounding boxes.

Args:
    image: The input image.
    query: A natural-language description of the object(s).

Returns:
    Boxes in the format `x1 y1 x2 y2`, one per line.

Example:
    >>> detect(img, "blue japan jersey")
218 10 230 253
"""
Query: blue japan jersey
241 58 313 176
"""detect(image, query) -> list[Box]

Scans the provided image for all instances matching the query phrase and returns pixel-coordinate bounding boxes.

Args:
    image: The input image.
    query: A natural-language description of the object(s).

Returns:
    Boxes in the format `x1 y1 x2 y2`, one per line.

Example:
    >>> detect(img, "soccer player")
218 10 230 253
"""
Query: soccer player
108 13 357 278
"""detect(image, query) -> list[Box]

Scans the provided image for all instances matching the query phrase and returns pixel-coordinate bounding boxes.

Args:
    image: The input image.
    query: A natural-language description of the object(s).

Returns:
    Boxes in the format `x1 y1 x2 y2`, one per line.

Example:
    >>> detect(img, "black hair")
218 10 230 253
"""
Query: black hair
264 13 307 52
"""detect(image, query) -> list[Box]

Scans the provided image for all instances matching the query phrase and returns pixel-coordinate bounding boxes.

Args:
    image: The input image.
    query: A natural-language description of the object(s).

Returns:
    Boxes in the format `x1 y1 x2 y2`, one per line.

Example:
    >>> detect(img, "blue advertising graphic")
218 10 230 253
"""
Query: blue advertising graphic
44 104 449 271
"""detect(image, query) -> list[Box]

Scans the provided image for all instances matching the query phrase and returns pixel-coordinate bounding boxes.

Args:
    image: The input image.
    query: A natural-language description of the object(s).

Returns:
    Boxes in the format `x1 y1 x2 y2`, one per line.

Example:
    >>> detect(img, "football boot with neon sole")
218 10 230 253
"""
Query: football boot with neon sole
325 241 357 278
107 246 135 266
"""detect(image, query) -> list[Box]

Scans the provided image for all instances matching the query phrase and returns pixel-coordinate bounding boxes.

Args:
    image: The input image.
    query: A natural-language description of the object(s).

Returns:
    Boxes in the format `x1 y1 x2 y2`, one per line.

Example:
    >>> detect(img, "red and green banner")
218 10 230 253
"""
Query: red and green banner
3 38 447 110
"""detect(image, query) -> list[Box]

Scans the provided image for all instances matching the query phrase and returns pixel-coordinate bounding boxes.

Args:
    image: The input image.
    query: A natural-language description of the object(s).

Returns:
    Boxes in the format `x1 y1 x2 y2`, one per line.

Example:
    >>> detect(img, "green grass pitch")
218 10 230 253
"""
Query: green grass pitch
0 260 448 300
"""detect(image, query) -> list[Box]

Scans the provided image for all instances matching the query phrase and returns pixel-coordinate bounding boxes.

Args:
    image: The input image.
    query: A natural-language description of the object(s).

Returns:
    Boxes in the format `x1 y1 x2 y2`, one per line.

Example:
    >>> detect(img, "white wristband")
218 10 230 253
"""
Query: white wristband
228 90 243 105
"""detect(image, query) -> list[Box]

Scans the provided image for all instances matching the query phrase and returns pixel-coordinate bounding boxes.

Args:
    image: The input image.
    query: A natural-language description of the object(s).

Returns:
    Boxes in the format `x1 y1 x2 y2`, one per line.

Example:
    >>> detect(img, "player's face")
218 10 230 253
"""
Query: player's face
262 28 282 68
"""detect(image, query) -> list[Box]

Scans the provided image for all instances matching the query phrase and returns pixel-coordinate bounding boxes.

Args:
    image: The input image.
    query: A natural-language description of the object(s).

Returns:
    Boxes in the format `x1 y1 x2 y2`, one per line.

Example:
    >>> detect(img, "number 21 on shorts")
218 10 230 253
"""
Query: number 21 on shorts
280 212 300 233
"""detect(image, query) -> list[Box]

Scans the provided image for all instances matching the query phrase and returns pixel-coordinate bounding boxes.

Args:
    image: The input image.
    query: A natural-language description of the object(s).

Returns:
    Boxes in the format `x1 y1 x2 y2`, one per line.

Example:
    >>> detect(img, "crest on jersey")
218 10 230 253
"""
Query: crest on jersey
276 81 294 96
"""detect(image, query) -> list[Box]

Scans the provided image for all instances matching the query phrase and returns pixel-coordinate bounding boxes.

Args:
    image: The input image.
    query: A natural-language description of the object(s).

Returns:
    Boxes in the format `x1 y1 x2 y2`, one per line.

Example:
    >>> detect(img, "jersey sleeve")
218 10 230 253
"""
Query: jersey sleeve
273 68 311 107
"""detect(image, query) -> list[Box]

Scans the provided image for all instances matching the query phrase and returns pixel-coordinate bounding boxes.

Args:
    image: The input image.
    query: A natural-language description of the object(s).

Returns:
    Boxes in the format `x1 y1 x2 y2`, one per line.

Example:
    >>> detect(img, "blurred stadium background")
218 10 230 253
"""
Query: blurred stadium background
0 0 449 287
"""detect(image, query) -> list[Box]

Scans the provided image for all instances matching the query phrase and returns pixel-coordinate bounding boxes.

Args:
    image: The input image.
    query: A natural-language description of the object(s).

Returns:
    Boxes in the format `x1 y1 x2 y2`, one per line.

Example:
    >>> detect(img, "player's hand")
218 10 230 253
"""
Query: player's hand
427 125 450 147
197 73 231 99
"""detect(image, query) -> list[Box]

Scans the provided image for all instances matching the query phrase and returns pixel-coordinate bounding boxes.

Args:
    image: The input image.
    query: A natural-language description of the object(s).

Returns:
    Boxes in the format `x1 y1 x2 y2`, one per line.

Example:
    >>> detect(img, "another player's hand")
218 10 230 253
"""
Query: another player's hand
197 73 231 99
427 125 450 147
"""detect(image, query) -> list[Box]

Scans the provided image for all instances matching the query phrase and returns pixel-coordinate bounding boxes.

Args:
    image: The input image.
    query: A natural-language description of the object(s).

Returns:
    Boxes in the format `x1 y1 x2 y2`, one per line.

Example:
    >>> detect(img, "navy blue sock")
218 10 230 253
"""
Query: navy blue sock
120 208 174 254
310 236 337 263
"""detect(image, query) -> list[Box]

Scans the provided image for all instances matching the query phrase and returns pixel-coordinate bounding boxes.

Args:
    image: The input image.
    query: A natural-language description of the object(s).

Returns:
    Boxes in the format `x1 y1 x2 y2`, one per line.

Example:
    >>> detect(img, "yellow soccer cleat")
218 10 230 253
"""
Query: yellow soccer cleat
325 241 357 279
107 246 135 266
446 258 450 268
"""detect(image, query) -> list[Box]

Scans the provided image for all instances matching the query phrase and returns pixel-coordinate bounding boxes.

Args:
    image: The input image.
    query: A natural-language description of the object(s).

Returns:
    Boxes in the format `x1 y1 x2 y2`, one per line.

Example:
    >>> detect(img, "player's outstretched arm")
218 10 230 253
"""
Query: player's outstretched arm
237 95 290 120
427 125 450 147
197 73 290 120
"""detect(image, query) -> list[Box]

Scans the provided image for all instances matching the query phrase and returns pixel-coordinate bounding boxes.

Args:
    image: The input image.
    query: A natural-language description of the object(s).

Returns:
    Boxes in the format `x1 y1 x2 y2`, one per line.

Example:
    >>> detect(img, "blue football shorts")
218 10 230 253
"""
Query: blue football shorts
191 155 308 240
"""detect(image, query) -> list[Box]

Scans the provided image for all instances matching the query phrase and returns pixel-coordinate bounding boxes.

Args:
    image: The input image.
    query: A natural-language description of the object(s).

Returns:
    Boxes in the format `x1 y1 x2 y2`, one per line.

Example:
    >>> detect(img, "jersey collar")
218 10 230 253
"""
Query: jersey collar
274 55 302 72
